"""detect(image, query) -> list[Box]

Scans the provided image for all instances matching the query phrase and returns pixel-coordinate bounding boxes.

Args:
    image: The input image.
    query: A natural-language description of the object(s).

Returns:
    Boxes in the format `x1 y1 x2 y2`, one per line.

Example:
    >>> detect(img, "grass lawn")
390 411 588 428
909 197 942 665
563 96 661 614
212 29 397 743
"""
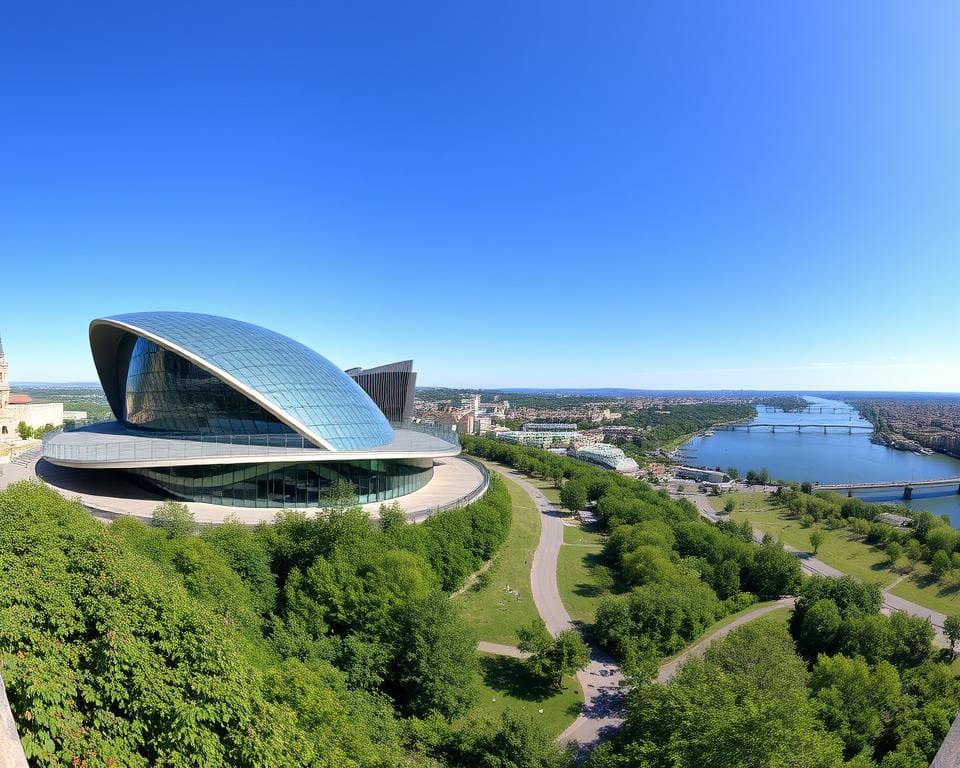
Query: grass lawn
659 599 785 664
557 521 608 626
468 653 582 737
715 491 898 587
529 476 561 504
454 466 542 644
758 605 794 627
563 523 606 546
714 491 960 616
890 571 960 617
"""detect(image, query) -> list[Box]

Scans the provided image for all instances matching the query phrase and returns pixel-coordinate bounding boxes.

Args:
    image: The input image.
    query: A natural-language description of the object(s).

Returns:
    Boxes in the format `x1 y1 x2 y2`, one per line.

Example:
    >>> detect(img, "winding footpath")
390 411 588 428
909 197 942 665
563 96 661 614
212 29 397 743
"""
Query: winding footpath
488 469 802 751
689 492 950 646
655 597 795 682
499 469 626 748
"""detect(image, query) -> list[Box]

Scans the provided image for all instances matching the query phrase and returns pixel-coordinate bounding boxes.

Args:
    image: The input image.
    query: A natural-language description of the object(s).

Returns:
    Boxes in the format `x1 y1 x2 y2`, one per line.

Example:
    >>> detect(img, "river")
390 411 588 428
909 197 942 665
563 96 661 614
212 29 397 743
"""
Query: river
680 396 960 525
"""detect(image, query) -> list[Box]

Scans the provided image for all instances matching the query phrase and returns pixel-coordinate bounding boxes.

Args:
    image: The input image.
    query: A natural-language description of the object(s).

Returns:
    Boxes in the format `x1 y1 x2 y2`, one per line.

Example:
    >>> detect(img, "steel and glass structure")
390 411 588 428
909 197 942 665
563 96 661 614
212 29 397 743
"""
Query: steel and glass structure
43 312 460 508
346 360 417 423
572 443 639 474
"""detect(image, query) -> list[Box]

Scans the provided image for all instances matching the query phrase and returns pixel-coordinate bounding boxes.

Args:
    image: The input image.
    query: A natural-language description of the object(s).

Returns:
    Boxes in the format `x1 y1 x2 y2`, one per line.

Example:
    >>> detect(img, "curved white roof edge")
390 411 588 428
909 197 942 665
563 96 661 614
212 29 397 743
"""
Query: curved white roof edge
43 445 461 470
91 317 339 451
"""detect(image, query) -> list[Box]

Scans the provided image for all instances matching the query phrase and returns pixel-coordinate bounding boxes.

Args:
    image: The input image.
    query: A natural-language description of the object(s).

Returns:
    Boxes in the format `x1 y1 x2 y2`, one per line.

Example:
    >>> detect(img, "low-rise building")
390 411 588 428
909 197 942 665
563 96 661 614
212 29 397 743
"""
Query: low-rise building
675 466 731 484
523 422 577 432
495 430 582 449
572 443 639 474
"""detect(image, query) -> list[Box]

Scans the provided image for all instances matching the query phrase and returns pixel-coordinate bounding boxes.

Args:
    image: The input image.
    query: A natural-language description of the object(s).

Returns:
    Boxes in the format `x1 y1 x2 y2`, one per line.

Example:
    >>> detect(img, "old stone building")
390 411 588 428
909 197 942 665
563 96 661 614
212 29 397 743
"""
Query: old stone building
0 336 64 440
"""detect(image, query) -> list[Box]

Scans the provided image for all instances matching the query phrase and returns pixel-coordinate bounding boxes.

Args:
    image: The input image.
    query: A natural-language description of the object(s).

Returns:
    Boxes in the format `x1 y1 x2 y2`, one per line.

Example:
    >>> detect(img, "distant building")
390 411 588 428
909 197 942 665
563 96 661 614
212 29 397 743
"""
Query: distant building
523 422 578 432
455 412 475 435
572 443 639 474
495 430 582 449
479 402 508 418
675 466 731 485
0 336 65 438
878 512 913 528
474 416 494 434
461 394 481 415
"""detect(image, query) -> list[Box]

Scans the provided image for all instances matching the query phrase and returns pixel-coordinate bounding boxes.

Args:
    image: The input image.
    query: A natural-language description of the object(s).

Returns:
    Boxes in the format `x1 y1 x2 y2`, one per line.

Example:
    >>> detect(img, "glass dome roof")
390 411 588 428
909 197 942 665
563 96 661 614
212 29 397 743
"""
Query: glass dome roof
90 311 394 451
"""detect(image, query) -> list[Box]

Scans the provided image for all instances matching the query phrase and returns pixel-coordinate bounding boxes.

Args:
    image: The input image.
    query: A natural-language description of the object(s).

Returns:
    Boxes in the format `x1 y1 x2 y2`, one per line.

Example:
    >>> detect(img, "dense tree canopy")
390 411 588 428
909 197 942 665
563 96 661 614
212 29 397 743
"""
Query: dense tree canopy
0 477 573 768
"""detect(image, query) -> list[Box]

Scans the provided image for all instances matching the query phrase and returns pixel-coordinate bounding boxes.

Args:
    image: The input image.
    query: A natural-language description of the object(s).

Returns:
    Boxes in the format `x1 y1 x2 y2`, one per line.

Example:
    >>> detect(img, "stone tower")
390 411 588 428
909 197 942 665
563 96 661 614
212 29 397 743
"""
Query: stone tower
0 333 8 411
0 333 10 438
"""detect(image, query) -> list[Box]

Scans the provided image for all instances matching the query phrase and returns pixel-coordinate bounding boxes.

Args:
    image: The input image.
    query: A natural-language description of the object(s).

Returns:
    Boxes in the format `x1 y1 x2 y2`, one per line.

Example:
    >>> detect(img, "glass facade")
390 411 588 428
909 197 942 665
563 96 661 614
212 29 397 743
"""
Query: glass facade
102 312 394 450
129 458 434 508
124 337 298 435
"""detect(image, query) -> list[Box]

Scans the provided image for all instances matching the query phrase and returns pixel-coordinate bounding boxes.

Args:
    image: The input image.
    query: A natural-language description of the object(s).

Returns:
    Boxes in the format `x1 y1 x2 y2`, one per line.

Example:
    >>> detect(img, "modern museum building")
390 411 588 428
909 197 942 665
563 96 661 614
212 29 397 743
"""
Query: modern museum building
41 312 461 509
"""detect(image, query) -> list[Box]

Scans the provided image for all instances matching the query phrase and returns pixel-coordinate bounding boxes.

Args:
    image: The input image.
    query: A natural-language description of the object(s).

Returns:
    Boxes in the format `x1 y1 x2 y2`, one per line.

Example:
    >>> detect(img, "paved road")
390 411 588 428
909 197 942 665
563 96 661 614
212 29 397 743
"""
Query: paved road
656 598 795 683
496 468 626 750
690 492 949 644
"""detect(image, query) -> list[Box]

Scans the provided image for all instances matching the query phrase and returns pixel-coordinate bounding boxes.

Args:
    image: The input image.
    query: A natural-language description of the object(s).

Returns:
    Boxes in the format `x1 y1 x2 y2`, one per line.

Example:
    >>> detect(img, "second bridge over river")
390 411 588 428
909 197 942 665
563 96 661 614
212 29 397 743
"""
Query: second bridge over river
816 477 960 500
717 423 873 434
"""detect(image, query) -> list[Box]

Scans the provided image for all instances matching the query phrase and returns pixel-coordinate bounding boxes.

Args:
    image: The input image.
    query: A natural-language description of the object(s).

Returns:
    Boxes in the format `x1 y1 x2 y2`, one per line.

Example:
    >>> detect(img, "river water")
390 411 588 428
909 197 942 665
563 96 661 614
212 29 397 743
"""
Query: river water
680 396 960 525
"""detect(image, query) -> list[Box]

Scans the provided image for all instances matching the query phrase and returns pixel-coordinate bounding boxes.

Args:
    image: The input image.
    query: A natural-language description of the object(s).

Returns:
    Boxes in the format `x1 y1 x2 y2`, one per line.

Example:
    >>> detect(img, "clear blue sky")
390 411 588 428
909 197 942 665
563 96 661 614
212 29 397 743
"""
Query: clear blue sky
2 2 958 391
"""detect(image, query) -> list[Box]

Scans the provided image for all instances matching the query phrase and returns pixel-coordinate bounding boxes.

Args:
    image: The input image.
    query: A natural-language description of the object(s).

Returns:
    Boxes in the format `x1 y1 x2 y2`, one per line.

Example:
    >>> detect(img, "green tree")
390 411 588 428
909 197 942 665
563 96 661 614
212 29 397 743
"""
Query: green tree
452 708 573 768
15 421 32 439
548 631 591 690
944 615 960 658
590 620 845 768
809 655 902 758
904 538 922 566
390 592 478 718
152 499 195 537
930 549 951 579
809 529 825 554
747 542 802 598
517 620 589 690
886 541 903 566
799 598 842 656
722 498 736 515
559 480 588 514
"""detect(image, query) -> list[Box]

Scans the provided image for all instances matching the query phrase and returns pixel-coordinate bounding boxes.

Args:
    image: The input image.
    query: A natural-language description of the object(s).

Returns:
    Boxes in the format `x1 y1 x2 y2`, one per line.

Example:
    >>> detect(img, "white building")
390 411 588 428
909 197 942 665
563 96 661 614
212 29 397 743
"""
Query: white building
495 430 597 449
572 443 639 474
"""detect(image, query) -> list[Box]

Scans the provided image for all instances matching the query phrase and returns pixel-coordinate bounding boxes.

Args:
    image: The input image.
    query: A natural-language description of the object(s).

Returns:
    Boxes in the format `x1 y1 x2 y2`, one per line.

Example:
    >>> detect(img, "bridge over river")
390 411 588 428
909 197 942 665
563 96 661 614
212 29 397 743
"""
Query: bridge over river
717 423 873 434
816 477 960 500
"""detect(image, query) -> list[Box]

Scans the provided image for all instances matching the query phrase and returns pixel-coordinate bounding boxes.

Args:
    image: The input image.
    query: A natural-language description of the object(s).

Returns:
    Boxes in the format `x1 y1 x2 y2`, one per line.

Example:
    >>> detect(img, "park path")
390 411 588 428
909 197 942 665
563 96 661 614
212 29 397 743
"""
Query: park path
690 492 950 645
477 641 530 659
494 467 626 749
655 598 795 682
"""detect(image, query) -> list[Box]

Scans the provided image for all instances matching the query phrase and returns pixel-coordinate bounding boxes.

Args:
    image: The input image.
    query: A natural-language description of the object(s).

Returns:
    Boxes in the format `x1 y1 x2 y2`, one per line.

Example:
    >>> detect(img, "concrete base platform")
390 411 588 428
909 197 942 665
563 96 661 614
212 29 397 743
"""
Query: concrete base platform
32 457 486 525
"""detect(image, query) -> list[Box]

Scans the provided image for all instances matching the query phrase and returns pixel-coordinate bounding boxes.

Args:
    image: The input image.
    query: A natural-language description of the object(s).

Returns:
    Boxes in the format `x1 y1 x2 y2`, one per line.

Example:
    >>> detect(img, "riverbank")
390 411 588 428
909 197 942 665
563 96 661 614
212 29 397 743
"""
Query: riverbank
681 396 960 524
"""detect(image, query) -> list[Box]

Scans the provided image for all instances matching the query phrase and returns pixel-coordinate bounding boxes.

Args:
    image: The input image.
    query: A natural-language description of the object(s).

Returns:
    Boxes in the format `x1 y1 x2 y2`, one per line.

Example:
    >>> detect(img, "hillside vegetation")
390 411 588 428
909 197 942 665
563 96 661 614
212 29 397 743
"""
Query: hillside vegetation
0 478 571 768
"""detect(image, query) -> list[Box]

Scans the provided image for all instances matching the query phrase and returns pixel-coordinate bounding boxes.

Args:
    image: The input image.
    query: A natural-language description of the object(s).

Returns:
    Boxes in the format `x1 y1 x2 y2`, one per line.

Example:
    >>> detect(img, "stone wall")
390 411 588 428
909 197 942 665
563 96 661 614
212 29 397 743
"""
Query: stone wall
7 402 63 430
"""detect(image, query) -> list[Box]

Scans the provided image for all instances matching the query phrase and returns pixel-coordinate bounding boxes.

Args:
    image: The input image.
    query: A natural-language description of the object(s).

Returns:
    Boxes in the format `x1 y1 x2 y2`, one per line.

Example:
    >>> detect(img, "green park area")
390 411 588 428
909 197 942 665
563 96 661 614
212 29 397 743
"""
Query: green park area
713 490 960 616
468 653 582 738
557 523 607 625
453 466 541 644
713 491 897 586
453 465 583 736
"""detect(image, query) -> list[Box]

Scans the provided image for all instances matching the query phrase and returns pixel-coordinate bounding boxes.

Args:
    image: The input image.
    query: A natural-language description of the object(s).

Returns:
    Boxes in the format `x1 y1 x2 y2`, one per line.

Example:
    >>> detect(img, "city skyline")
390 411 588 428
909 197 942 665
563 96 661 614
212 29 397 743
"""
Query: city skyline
3 2 958 390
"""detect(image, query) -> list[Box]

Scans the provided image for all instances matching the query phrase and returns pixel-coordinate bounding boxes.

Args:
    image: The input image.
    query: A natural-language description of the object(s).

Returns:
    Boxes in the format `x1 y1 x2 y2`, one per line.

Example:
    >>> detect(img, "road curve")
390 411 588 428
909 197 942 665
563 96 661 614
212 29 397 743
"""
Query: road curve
497 468 626 749
690 492 949 644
